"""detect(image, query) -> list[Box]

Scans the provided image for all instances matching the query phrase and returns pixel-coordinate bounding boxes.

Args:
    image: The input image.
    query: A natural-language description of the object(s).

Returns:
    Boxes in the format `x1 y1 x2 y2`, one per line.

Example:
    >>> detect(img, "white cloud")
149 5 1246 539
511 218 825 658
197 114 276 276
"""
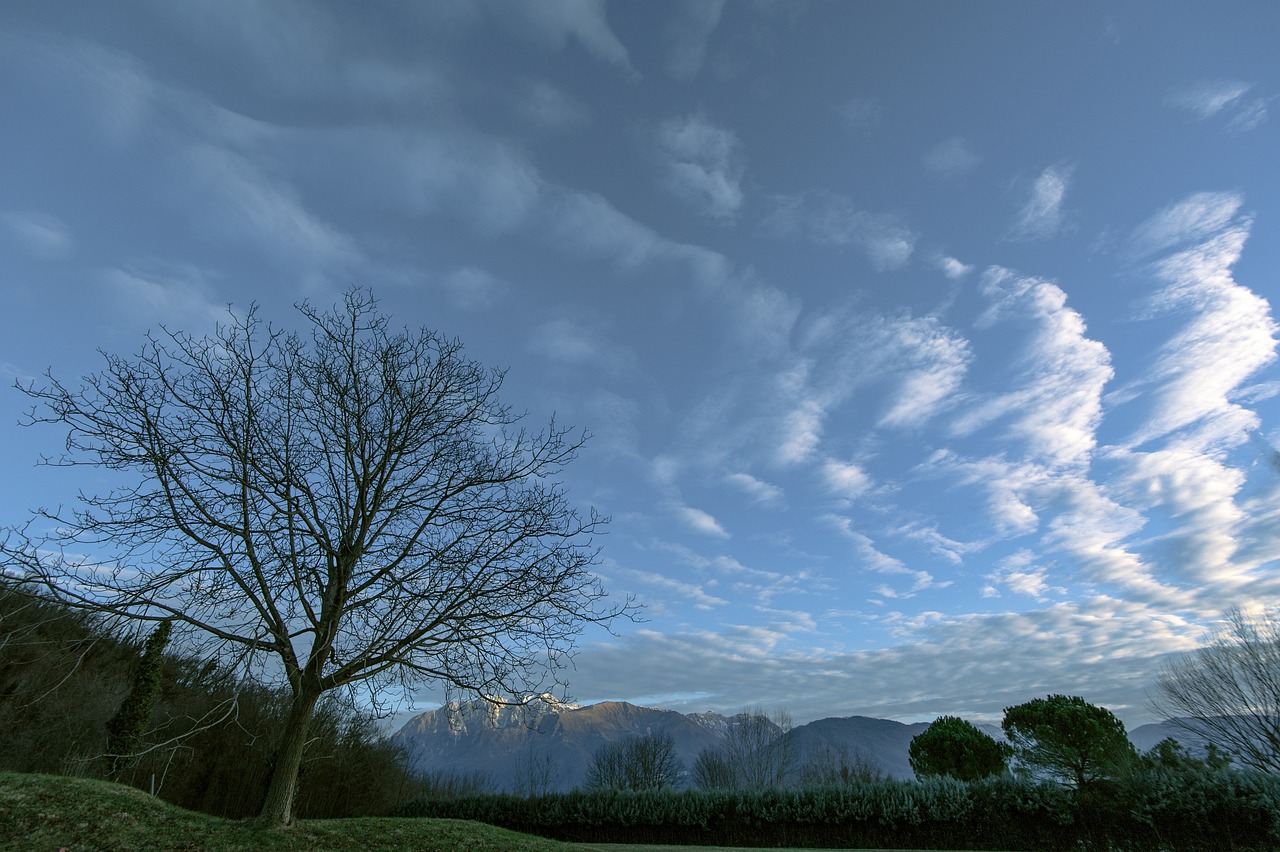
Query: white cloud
960 267 1113 468
936 256 973 280
822 460 871 499
615 566 728 611
572 599 1200 726
725 472 784 506
1006 164 1073 241
922 137 980 179
665 0 725 81
1 211 73 259
1127 196 1275 452
826 517 946 599
763 191 915 270
1166 79 1251 119
657 112 745 221
679 505 731 539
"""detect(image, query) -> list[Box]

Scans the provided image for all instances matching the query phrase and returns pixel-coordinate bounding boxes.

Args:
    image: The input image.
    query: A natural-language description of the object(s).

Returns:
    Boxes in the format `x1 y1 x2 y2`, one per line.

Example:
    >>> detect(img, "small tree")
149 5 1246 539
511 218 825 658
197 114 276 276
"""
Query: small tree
2 289 625 825
909 715 1010 781
1152 607 1280 772
692 707 793 790
585 731 681 791
796 744 885 786
1002 695 1136 788
105 619 172 778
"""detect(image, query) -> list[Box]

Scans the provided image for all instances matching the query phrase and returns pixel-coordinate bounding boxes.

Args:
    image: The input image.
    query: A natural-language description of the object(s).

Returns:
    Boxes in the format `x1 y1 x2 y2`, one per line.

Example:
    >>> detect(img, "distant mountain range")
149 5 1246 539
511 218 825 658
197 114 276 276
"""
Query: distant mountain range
390 698 1207 793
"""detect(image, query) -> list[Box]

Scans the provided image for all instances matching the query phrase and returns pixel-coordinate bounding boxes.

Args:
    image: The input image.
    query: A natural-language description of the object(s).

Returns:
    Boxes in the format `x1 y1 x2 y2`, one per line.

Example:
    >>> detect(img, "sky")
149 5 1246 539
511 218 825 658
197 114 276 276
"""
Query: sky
2 1 1279 730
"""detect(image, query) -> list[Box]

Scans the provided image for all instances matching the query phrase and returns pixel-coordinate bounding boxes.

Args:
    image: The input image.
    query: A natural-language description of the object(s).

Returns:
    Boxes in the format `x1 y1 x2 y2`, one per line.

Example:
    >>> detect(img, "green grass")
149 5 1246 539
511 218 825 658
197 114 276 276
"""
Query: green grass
0 772 988 851
0 772 571 851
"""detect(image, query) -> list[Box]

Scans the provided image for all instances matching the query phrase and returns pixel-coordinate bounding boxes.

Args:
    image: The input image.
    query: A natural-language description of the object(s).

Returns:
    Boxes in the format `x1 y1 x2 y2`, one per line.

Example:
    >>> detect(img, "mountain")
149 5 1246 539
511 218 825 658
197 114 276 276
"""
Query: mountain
392 699 1200 792
393 697 730 791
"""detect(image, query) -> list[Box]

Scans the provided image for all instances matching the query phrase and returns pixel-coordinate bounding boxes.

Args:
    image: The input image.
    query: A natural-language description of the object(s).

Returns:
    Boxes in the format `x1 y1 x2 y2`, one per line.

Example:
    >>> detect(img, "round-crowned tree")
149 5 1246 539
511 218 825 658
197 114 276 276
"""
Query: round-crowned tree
1002 695 1136 788
909 715 1010 781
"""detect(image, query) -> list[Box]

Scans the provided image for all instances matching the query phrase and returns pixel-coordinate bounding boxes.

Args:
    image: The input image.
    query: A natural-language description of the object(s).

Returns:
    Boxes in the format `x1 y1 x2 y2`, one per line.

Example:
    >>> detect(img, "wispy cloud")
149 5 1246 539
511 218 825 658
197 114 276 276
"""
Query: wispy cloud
527 314 636 377
960 267 1114 468
665 0 725 81
439 266 509 310
1165 79 1268 132
101 262 230 330
679 505 731 539
725 472 784 506
657 112 746 221
1006 164 1074 241
1 211 73 259
936 256 973 279
762 191 915 270
516 80 591 131
837 97 881 137
922 137 981 179
485 0 637 78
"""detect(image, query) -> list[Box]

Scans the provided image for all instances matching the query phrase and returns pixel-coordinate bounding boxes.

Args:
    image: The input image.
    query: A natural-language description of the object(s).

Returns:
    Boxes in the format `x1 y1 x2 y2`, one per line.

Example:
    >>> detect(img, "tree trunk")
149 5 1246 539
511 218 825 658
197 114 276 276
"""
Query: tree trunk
256 686 321 827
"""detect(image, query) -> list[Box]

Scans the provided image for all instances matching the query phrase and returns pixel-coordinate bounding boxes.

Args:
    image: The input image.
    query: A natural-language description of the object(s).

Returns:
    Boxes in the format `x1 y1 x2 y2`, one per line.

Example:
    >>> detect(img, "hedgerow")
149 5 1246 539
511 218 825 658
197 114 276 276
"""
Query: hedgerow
397 771 1280 850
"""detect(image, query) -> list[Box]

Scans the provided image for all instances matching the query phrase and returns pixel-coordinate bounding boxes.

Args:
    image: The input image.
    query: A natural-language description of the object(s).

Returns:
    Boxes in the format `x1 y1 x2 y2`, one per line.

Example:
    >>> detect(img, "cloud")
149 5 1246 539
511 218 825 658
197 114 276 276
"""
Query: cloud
959 267 1114 468
825 517 946 600
439 266 509 310
762 191 915 270
1125 194 1275 452
679 505 731 539
837 97 881 136
101 263 231 329
665 0 726 81
725 472 784 506
1165 79 1268 132
936 256 973 279
822 460 872 499
657 112 746 221
486 0 637 78
516 80 591 130
527 315 636 377
1006 164 1073 241
572 598 1200 726
1 211 73 259
922 137 981 179
615 566 728 611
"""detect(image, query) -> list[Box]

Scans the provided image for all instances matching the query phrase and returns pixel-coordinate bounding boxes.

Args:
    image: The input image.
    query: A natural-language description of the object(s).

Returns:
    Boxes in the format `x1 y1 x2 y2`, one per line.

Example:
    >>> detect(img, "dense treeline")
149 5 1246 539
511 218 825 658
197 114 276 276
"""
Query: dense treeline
398 768 1280 850
0 584 417 818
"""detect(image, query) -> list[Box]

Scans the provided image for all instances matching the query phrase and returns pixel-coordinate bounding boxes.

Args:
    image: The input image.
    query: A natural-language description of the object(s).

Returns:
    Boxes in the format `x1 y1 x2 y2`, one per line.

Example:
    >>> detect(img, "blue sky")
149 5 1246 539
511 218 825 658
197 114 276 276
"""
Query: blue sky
3 1 1279 728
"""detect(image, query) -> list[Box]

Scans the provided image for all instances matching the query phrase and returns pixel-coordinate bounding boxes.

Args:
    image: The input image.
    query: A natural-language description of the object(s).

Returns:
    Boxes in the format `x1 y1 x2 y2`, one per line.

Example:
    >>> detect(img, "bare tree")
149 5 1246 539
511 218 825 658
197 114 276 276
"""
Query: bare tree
585 731 682 791
1 289 624 825
511 743 560 797
796 744 885 786
1152 607 1280 772
693 706 793 790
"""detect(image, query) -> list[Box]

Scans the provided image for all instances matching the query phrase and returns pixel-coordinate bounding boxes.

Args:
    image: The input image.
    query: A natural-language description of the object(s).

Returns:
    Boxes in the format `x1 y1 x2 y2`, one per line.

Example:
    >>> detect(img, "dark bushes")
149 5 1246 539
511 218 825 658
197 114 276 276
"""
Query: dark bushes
398 772 1280 850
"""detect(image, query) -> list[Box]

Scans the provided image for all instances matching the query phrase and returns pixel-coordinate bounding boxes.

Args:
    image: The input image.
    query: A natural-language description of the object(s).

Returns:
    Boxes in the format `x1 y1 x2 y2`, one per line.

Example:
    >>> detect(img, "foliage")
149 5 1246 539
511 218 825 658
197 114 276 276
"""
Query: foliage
1002 694 1136 788
2 288 626 825
401 771 1280 850
585 732 682 791
1153 606 1280 772
105 619 171 778
909 715 1010 782
0 583 419 820
0 771 570 851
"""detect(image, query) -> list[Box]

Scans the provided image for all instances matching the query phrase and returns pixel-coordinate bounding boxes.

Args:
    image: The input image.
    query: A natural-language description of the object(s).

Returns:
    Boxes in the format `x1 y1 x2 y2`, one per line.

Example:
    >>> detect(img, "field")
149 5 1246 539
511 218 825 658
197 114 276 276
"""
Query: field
0 772 985 852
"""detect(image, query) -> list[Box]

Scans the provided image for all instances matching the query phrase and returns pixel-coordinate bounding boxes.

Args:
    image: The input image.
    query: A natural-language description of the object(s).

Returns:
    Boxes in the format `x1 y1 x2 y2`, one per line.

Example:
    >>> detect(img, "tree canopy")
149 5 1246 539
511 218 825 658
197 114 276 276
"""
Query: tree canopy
909 715 1010 781
1002 695 1135 788
2 289 625 825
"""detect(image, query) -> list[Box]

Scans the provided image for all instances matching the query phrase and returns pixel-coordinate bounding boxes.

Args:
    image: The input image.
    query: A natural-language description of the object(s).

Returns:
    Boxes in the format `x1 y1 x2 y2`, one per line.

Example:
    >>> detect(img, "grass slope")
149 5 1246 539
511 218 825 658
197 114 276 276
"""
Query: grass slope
0 772 570 851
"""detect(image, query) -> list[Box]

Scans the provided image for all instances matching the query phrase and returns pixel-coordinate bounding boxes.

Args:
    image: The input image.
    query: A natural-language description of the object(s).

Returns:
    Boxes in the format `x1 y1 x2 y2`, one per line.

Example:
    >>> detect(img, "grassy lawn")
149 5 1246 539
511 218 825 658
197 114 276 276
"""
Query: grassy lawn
0 772 567 851
0 772 989 852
